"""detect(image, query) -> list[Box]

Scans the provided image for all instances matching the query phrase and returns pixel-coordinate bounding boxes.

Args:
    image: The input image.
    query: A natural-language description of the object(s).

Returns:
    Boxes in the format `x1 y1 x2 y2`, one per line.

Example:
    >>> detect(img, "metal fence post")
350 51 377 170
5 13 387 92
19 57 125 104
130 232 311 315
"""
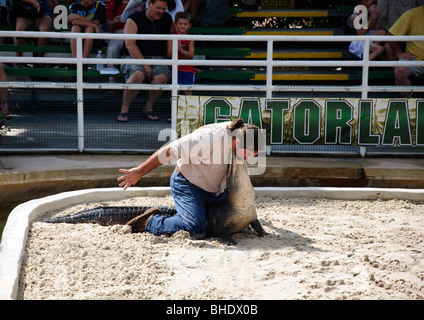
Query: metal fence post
76 35 84 152
266 39 273 99
171 36 179 138
360 38 371 157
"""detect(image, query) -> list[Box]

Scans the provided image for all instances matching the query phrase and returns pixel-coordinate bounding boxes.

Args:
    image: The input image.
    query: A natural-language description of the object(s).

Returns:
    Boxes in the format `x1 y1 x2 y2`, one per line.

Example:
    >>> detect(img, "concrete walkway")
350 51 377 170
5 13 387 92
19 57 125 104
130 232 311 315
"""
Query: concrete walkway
1 154 424 220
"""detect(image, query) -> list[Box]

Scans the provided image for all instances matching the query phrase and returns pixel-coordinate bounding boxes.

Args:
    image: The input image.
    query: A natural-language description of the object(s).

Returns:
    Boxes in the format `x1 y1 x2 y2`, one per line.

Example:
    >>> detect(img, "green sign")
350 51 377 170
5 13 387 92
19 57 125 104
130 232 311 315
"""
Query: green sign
177 96 424 146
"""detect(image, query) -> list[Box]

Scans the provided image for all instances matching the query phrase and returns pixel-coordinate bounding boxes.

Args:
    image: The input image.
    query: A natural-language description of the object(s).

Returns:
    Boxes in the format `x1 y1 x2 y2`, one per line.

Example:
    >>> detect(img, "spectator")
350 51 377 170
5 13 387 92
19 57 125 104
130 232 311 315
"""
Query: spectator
378 0 424 61
48 0 59 14
167 11 195 96
121 0 183 23
0 63 8 119
386 5 424 98
120 0 145 23
68 0 107 59
105 0 129 74
181 0 190 12
347 0 386 61
117 0 172 122
377 0 424 30
189 0 229 27
13 0 53 60
146 0 183 21
48 0 58 7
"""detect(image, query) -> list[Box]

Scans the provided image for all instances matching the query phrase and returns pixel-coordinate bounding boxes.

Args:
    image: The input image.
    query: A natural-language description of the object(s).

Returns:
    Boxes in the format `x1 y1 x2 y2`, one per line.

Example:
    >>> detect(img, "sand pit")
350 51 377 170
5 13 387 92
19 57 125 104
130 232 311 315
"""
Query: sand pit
18 195 424 300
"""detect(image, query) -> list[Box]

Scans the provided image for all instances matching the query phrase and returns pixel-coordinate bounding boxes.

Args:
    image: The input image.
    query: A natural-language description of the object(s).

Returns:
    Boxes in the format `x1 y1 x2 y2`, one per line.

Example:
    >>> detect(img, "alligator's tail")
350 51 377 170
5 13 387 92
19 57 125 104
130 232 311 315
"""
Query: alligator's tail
40 206 177 226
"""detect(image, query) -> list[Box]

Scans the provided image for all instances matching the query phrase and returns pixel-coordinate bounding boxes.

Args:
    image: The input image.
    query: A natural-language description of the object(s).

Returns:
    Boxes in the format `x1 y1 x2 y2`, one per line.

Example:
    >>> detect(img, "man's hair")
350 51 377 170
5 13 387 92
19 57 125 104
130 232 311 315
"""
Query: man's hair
227 119 264 153
150 0 168 5
175 11 191 23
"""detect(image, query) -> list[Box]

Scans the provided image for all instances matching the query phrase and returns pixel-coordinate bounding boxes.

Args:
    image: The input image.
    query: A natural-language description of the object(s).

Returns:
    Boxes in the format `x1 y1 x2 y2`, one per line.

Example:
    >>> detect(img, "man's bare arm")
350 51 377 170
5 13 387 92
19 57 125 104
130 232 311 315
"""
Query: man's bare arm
117 146 175 190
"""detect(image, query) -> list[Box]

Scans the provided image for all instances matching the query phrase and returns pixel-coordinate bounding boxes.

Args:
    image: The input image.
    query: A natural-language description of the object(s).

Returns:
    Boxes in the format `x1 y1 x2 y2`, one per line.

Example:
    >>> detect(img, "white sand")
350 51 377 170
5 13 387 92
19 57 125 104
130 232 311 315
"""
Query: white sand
18 196 424 300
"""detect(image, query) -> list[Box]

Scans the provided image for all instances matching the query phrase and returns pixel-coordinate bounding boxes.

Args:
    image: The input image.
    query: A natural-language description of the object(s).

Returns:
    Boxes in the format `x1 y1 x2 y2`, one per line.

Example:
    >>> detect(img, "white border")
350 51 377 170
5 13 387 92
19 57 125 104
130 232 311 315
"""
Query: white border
1 186 424 300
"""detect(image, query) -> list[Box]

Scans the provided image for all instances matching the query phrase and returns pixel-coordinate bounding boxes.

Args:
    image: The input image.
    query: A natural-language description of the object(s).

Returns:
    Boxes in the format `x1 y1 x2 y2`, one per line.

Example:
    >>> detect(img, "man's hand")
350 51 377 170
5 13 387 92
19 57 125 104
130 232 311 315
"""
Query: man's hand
397 52 415 60
117 168 143 190
117 146 175 190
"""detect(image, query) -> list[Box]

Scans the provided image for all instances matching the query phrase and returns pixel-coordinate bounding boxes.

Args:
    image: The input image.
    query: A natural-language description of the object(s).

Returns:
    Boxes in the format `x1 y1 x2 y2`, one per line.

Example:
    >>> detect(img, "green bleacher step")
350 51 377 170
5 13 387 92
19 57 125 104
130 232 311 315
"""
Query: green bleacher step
230 8 347 18
0 43 251 58
196 69 255 81
253 70 354 81
4 66 103 77
244 28 344 36
246 48 354 60
195 47 251 57
189 27 246 35
0 44 71 53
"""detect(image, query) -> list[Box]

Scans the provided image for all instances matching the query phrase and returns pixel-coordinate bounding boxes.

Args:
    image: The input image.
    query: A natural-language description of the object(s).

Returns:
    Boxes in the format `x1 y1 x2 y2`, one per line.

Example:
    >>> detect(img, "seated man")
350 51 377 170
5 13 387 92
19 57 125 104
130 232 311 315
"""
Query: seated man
386 5 424 98
117 0 172 122
68 0 107 59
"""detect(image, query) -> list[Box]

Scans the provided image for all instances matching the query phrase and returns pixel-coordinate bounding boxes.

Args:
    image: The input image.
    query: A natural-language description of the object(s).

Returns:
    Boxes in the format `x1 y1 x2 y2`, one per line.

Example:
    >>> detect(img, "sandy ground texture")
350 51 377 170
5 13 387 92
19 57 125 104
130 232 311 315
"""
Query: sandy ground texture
18 196 424 300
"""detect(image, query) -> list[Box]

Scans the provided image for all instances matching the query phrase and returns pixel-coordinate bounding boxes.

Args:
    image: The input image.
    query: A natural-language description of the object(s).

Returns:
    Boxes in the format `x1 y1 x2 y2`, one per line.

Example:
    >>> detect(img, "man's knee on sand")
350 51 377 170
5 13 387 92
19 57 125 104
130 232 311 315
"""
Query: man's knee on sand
184 217 207 238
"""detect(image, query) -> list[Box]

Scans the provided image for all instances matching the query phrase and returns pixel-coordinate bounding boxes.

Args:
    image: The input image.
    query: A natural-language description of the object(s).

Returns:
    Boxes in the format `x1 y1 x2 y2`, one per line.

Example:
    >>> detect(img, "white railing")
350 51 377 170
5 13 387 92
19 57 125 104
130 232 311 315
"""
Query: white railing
1 31 424 152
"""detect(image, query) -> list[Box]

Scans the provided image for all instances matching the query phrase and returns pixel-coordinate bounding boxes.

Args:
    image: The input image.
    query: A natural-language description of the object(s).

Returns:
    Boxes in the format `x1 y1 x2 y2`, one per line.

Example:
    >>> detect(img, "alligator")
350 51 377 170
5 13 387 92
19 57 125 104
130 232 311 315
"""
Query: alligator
40 205 177 226
41 155 267 245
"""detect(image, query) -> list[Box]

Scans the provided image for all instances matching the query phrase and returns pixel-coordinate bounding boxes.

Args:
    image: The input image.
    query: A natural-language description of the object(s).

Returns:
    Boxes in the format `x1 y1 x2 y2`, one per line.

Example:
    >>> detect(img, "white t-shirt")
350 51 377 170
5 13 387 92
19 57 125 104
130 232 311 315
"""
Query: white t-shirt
169 122 233 194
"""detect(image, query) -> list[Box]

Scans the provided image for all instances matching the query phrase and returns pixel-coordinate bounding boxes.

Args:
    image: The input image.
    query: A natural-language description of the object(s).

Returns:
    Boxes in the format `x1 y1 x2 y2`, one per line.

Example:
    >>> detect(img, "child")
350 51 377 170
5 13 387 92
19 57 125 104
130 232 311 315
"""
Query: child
68 0 107 59
167 11 196 96
347 0 386 60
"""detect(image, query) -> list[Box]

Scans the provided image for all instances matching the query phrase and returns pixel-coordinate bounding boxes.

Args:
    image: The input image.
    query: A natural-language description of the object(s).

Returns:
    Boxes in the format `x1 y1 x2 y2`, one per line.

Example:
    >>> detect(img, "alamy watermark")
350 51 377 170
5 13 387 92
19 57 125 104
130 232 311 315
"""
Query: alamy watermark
353 5 369 30
52 5 69 30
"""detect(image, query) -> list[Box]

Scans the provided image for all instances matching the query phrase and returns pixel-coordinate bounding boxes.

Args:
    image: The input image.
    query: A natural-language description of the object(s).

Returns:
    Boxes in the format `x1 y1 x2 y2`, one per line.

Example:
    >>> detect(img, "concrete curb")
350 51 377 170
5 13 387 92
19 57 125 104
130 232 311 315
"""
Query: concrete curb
1 186 423 300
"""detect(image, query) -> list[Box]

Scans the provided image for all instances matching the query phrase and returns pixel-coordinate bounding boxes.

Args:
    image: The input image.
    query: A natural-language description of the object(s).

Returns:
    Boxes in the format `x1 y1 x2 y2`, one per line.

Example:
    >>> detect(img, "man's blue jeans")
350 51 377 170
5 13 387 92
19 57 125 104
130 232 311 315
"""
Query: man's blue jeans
145 170 227 238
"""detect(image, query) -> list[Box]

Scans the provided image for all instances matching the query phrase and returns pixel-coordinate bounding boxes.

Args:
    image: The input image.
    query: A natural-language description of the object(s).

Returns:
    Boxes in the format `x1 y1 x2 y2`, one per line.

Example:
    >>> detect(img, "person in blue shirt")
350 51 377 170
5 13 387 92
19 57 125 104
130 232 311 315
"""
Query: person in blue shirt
68 0 107 58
